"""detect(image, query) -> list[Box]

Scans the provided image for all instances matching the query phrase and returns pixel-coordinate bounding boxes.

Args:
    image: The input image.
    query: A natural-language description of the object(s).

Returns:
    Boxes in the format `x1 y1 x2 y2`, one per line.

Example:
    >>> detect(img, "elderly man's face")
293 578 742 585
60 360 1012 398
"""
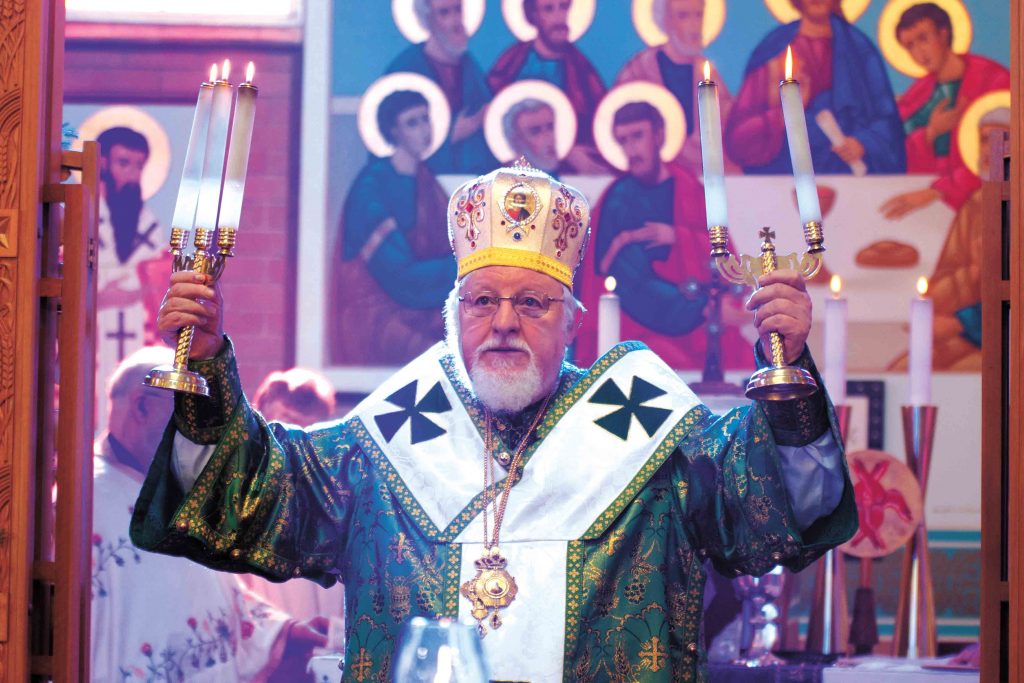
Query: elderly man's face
458 266 574 410
898 19 951 74
514 105 558 170
428 0 469 54
614 119 664 182
664 0 704 50
530 0 572 48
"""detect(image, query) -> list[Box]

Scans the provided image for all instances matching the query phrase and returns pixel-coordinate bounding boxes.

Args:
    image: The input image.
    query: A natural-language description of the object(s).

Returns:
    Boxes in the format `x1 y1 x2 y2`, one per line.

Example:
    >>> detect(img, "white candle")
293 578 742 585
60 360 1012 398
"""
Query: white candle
194 59 233 231
170 68 215 231
909 277 933 406
218 62 258 231
697 60 728 229
824 275 847 405
778 46 822 224
598 276 621 355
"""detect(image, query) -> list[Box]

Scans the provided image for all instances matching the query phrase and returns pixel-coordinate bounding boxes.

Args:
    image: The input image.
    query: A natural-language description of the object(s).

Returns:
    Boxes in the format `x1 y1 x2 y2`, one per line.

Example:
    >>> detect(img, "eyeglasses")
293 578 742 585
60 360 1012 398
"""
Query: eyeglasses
458 290 564 318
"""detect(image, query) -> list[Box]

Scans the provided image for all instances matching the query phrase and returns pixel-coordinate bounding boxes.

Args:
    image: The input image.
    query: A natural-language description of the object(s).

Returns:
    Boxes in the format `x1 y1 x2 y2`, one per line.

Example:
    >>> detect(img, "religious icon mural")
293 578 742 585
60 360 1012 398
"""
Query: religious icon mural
65 103 193 431
328 73 458 366
318 0 1008 383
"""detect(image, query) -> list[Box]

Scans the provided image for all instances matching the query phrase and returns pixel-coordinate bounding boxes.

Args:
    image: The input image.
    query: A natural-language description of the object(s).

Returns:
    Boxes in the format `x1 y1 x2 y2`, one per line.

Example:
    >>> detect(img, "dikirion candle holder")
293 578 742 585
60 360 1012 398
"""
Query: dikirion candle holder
697 48 824 401
145 61 257 396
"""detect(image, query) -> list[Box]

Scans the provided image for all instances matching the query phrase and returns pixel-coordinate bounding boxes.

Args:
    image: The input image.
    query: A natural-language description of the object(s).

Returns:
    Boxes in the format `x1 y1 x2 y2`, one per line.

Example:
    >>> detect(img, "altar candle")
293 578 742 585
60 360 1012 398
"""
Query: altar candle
779 46 822 225
909 277 933 406
697 60 728 229
194 59 233 231
218 62 258 231
598 276 621 355
170 66 216 232
824 275 847 405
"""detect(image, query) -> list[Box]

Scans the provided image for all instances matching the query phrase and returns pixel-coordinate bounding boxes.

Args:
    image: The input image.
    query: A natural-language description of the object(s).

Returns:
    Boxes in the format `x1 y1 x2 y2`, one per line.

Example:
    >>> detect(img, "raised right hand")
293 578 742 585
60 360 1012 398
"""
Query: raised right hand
156 271 225 360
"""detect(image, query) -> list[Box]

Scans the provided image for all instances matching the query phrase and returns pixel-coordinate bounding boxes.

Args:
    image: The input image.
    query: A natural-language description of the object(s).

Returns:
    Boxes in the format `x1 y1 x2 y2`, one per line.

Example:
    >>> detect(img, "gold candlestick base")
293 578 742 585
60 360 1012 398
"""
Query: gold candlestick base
745 365 817 401
144 365 210 395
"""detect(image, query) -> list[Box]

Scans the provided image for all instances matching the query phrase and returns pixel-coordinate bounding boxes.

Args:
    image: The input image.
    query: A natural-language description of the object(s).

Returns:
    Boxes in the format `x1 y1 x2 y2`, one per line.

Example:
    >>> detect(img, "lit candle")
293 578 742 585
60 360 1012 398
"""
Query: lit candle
779 46 821 225
194 59 233 231
218 61 258 231
598 276 621 355
824 275 847 405
697 60 728 229
170 66 216 232
909 277 933 406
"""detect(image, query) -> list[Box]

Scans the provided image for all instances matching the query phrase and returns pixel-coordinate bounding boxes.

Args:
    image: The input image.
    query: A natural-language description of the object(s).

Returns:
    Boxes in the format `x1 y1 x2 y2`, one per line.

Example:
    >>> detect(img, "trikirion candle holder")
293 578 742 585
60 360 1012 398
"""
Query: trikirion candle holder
893 405 939 658
145 62 257 396
706 224 824 400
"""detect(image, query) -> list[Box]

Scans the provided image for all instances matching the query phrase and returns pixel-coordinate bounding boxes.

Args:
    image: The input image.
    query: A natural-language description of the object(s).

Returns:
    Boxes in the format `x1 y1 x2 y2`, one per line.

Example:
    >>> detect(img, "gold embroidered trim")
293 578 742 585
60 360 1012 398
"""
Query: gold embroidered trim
444 543 462 617
347 417 445 540
458 246 573 287
581 405 712 540
563 540 585 670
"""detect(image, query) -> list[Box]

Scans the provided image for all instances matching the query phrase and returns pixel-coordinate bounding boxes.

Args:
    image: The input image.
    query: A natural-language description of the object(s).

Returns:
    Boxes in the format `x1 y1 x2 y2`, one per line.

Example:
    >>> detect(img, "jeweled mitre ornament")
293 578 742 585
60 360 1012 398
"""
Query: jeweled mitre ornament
447 158 591 288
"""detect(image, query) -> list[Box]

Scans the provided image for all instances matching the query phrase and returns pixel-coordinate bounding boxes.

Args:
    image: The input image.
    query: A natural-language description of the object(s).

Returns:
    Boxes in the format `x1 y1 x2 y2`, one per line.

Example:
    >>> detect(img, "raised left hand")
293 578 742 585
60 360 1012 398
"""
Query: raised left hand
745 269 812 364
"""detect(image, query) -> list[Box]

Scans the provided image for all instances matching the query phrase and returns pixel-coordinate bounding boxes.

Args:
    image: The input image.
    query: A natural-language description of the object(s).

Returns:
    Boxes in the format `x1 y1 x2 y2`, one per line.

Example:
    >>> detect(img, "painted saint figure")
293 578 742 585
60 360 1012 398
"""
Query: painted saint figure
577 101 751 370
724 0 906 175
329 89 456 365
880 2 1009 219
617 0 737 174
95 126 168 432
488 0 608 172
387 0 497 173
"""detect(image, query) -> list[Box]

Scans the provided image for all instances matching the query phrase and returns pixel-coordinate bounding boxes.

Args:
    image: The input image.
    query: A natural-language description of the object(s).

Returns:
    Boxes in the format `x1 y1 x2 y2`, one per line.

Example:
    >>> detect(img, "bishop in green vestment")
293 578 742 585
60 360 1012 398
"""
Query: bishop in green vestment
132 163 856 681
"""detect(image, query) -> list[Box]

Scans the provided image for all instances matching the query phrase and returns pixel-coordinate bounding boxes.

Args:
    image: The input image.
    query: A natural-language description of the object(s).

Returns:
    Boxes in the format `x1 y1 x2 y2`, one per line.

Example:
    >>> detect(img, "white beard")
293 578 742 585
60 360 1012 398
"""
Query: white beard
468 351 544 413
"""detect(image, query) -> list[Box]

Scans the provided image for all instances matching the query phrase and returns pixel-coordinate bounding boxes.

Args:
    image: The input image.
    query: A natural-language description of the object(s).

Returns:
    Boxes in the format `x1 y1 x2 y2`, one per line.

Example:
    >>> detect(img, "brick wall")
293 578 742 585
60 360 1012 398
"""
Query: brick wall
65 27 302 393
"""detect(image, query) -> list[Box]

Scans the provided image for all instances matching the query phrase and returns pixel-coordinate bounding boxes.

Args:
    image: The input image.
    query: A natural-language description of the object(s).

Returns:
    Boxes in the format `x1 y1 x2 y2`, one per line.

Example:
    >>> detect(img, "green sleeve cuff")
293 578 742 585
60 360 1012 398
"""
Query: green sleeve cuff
753 342 831 447
173 336 243 444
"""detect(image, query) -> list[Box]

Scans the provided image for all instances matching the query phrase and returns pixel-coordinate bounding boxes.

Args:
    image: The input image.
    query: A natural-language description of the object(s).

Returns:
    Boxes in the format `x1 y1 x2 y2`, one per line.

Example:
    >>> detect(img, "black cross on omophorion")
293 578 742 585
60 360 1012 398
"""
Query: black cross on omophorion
589 376 672 441
106 310 137 361
374 380 452 445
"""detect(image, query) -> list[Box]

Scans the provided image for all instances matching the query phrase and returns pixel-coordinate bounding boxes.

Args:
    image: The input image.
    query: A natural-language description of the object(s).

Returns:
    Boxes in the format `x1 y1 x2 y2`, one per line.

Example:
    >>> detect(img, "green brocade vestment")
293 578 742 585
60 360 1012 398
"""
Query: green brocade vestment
131 340 856 682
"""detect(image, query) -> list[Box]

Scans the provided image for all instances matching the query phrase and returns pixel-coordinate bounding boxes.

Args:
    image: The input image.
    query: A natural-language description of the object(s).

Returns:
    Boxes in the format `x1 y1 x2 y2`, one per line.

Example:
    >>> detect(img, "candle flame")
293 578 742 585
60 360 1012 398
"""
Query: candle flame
221 59 231 81
829 274 842 296
245 61 255 83
703 60 710 81
605 276 617 293
209 64 218 82
785 46 793 80
916 276 928 297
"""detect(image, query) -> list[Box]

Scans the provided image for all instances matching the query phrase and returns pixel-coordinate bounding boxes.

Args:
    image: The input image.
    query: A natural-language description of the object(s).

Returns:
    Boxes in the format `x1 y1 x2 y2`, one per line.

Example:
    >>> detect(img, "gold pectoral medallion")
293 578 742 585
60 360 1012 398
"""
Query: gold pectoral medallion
460 547 518 636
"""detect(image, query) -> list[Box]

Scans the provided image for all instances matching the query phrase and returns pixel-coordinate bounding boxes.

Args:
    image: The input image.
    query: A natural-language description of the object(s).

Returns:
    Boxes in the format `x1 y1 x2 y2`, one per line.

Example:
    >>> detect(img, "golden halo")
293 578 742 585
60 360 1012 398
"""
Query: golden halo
391 0 486 44
631 0 727 48
501 0 596 42
357 72 452 159
877 0 972 78
593 82 687 172
956 89 1010 177
76 105 171 201
764 0 870 24
484 80 578 163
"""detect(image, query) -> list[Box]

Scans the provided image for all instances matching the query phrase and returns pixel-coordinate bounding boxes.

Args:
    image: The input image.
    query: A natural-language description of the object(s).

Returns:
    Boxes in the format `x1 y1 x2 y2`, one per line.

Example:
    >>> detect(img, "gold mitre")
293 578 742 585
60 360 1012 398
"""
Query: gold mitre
447 159 590 289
